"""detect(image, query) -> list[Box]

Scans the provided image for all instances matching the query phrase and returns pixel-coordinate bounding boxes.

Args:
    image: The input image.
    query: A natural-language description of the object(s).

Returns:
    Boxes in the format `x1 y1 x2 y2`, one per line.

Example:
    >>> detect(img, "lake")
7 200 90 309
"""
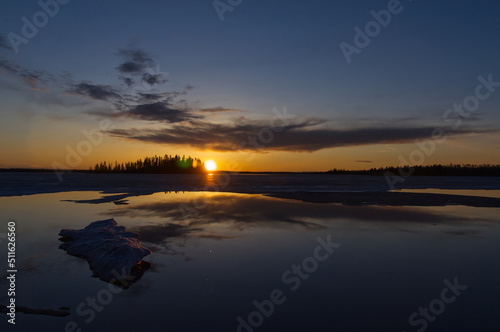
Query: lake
1 173 500 331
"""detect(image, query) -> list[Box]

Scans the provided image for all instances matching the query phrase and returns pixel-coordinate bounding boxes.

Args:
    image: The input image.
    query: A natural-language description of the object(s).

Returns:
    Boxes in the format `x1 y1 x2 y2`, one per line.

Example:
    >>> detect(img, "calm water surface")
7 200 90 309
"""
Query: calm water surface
0 190 499 331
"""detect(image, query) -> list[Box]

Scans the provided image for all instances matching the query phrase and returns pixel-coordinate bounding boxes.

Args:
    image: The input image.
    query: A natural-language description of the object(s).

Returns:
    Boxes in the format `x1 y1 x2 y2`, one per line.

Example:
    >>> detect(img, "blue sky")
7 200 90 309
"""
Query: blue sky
1 0 499 170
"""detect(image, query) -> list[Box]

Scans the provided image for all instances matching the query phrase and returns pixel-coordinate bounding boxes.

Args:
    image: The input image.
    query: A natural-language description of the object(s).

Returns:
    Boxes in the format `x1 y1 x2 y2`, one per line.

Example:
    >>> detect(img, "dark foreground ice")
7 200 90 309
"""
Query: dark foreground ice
59 219 151 286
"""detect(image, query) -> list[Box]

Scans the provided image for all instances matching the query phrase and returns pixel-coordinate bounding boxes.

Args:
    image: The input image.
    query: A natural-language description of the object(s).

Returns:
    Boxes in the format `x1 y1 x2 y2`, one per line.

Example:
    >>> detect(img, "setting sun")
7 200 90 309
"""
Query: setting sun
205 160 217 171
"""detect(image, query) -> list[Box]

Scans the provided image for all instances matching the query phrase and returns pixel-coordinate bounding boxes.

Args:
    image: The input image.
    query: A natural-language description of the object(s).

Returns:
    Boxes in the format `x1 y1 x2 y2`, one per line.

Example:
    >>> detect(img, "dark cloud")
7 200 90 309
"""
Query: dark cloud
117 61 145 74
0 60 16 74
119 76 134 87
69 82 121 100
86 95 201 123
127 101 199 123
356 160 373 163
199 107 243 113
108 117 496 152
142 73 165 87
198 234 239 240
0 47 182 123
443 111 483 122
6 43 494 156
66 47 190 122
115 47 167 90
20 71 45 87
115 48 155 74
137 93 164 101
0 34 12 50
85 108 123 118
114 90 185 108
0 60 50 87
0 47 231 127
442 230 481 237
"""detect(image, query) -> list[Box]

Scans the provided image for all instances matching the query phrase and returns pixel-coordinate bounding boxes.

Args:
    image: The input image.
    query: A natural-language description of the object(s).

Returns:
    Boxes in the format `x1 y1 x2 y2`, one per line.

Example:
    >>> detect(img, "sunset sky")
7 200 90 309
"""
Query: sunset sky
1 0 499 171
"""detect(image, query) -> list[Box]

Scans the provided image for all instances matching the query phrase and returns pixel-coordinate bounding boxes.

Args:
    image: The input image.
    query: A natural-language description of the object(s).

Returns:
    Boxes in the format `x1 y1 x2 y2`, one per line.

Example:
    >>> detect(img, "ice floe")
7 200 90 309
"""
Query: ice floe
59 219 151 285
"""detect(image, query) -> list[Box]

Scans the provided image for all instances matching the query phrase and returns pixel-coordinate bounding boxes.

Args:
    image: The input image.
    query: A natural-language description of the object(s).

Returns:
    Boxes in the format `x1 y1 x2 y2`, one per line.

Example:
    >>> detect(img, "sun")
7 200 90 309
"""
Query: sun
205 160 217 171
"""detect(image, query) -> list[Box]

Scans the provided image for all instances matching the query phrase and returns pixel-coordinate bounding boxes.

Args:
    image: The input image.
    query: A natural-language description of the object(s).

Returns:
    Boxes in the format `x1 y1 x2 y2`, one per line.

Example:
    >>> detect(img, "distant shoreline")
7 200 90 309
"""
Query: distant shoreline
0 168 328 175
1 166 500 176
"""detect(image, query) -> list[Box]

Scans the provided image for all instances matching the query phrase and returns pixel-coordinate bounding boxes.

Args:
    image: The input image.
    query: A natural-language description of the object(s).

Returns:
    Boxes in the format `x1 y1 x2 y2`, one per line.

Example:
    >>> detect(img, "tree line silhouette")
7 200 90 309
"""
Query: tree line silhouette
91 154 205 174
327 164 500 176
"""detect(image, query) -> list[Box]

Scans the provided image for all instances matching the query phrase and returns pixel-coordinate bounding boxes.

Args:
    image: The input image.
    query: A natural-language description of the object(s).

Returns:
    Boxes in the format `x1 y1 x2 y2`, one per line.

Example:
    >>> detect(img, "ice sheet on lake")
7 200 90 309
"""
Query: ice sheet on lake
59 219 151 285
3 173 500 197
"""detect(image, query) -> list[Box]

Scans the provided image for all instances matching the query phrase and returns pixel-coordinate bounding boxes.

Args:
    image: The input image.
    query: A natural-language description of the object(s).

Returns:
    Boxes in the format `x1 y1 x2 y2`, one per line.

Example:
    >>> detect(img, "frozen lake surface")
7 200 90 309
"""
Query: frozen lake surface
2 172 500 197
1 173 500 331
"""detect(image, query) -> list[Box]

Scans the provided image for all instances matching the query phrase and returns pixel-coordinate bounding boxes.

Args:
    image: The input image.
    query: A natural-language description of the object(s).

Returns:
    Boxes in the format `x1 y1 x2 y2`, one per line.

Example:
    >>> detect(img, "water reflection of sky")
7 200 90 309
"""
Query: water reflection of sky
1 191 500 331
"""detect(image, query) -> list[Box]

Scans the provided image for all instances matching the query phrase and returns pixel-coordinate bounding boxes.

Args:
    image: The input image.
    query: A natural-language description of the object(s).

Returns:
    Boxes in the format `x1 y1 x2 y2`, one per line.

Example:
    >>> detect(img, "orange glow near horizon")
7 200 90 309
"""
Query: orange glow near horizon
2 131 500 172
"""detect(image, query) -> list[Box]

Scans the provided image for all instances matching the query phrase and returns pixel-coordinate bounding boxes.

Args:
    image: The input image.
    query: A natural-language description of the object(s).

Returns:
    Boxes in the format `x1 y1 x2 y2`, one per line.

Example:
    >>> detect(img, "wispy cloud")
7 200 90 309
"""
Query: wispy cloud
68 82 121 100
0 59 53 88
0 46 197 123
115 47 167 88
2 45 497 154
108 118 497 152
74 47 198 123
127 101 199 123
199 107 243 113
116 48 155 74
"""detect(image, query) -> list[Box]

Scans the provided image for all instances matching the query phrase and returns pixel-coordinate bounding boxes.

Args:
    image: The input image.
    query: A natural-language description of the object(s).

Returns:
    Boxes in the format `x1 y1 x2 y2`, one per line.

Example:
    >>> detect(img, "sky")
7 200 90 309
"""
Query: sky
0 0 499 171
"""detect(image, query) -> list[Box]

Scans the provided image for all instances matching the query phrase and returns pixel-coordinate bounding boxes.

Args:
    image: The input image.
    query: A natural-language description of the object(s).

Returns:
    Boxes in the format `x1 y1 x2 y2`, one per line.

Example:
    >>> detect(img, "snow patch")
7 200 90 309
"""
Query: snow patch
59 219 151 284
